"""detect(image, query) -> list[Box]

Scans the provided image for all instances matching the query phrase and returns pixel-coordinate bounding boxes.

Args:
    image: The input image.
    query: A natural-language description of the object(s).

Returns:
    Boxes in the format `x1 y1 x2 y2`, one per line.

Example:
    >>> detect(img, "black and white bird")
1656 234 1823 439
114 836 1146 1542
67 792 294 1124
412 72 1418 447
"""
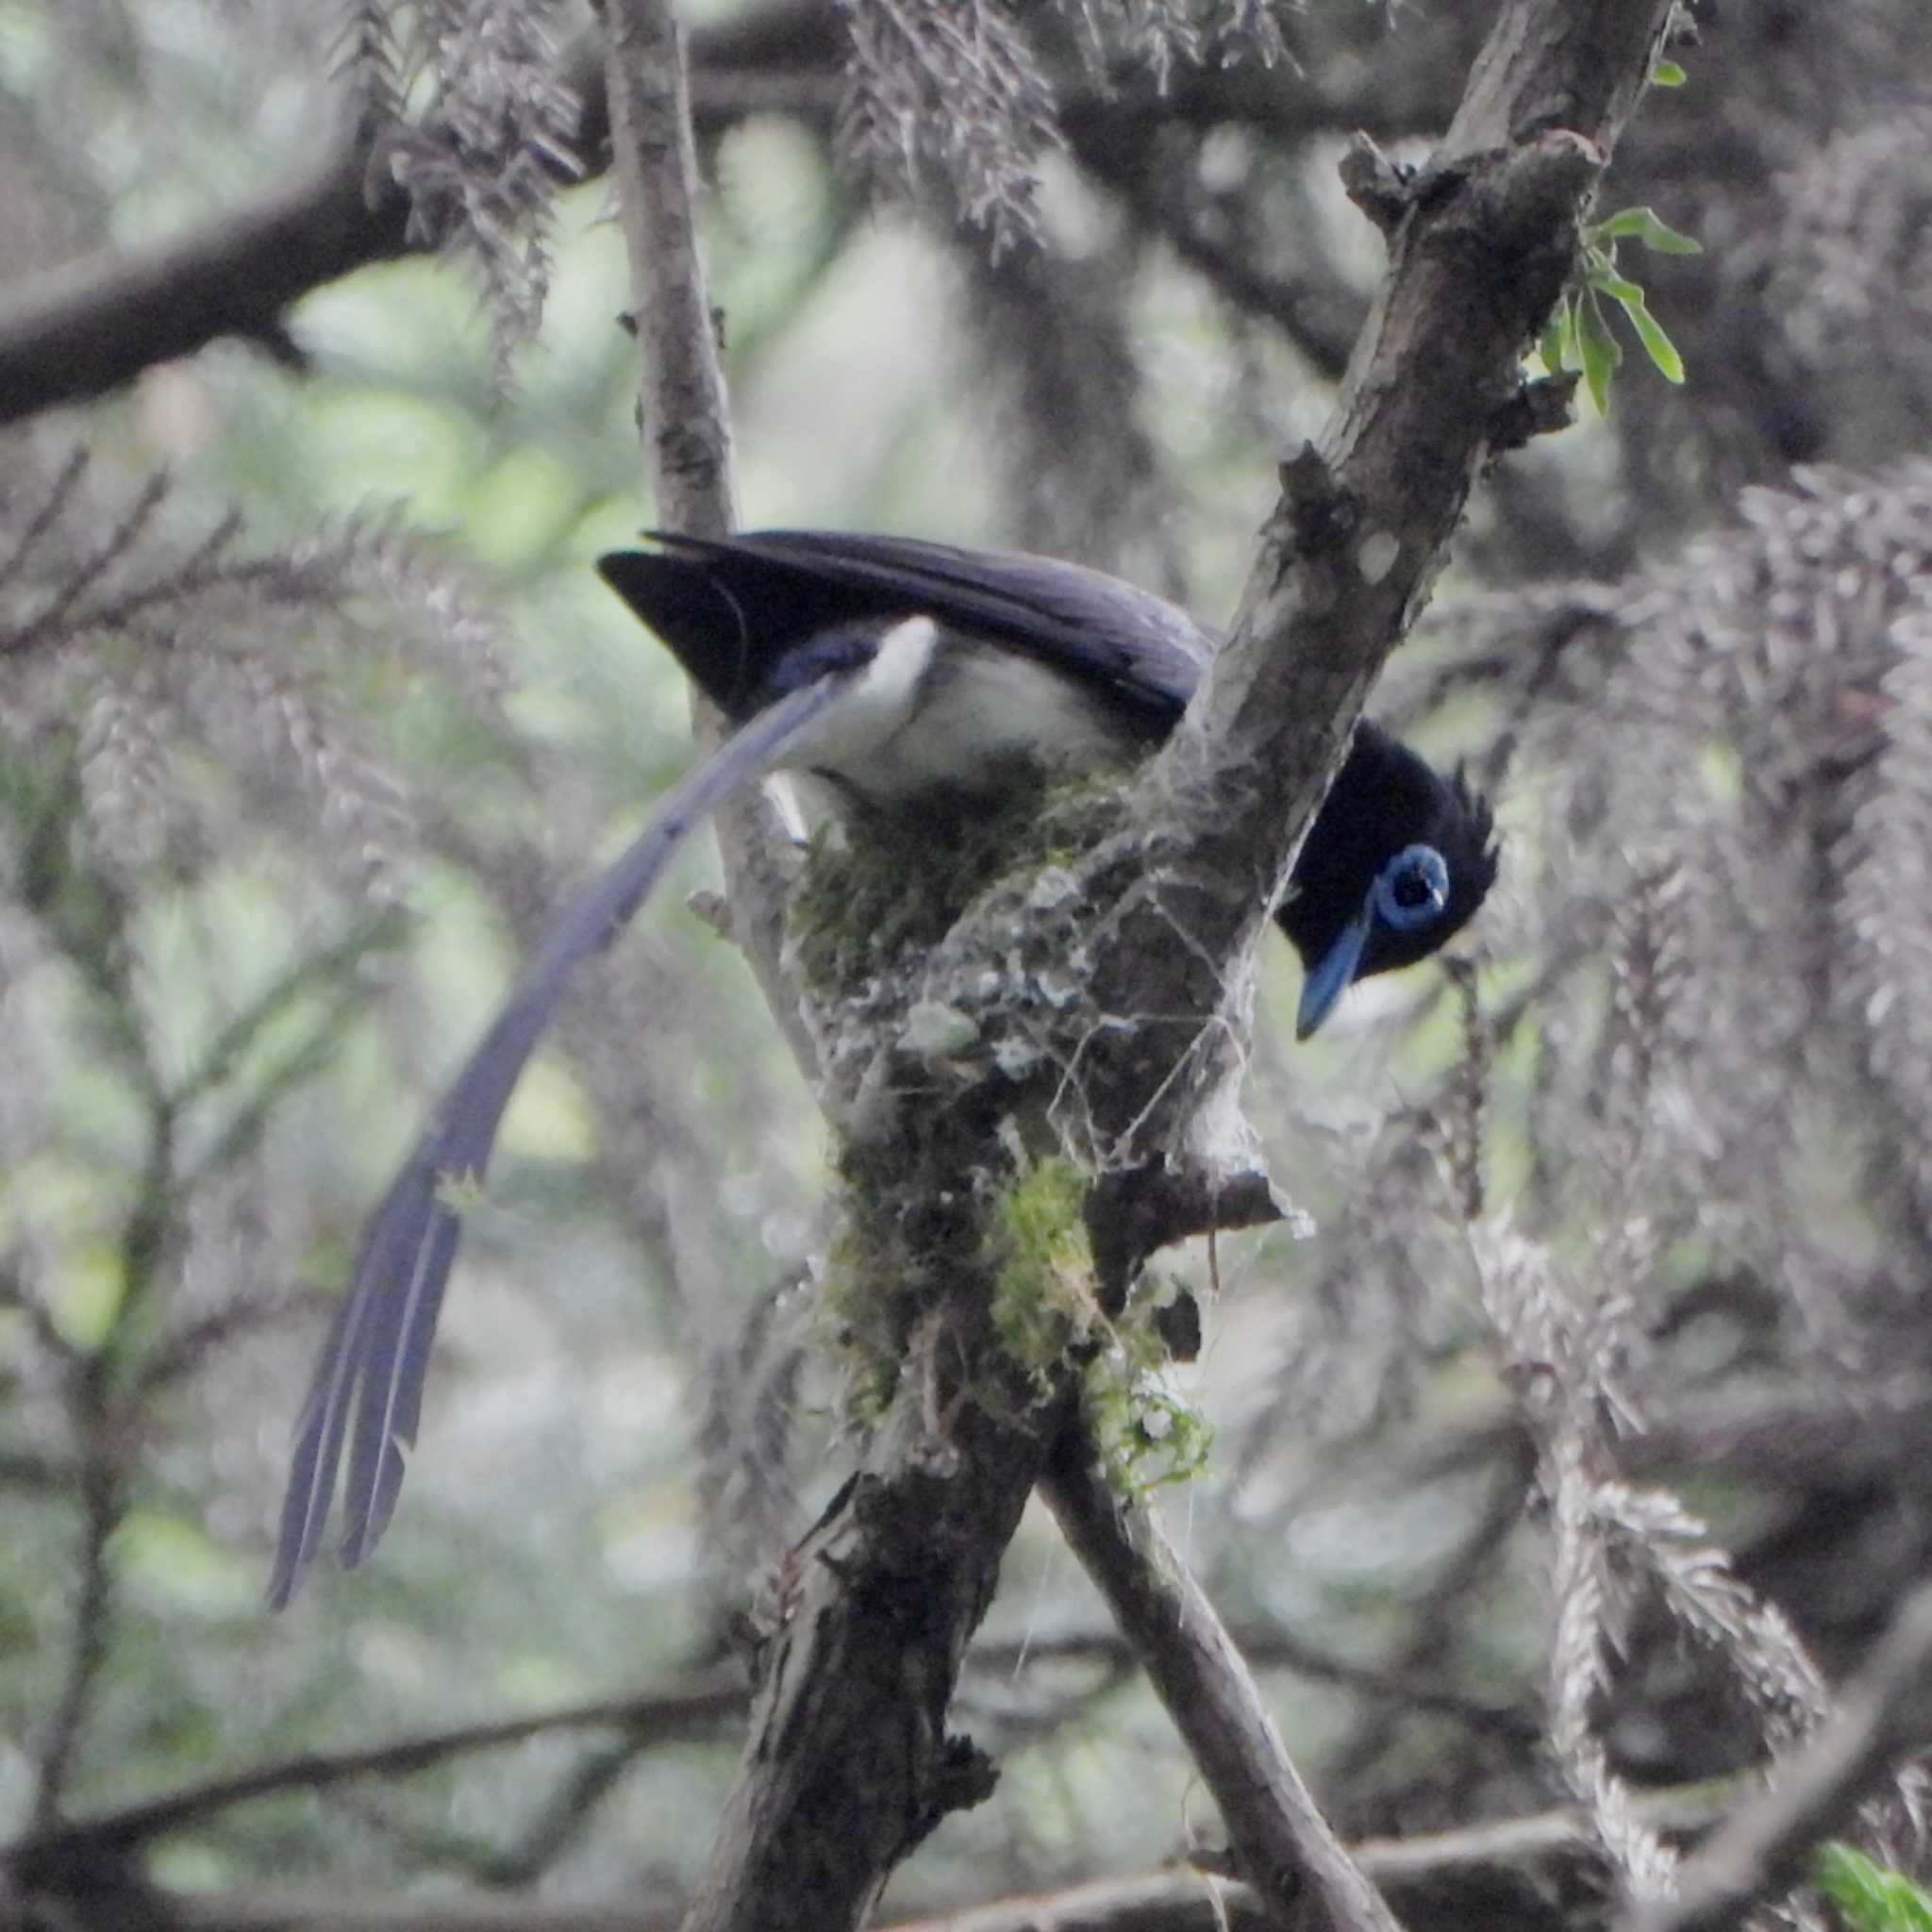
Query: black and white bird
269 530 1496 1606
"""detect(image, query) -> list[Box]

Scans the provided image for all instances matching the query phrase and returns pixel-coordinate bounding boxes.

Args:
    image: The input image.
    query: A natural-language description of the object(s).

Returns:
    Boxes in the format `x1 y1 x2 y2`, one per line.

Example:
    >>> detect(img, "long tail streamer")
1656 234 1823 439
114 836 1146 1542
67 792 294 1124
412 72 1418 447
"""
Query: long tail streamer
269 675 854 1607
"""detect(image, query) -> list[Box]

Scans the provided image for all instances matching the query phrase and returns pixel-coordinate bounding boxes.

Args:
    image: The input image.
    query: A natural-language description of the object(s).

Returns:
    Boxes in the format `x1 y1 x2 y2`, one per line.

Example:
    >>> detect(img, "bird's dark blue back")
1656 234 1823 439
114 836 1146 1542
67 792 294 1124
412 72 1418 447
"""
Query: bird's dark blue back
597 530 1205 744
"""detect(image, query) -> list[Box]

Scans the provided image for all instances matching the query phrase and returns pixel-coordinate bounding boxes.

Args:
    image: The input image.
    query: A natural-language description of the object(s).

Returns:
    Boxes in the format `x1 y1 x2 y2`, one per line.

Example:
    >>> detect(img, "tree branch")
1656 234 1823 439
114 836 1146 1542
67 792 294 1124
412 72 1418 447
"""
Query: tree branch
650 4 1674 1927
6 1676 741 1878
603 0 821 1078
602 13 1049 1929
877 1780 1739 1932
0 15 837 428
0 1780 1743 1932
1069 133 1359 381
0 142 411 427
1041 1419 1404 1932
605 5 734 541
0 1 1481 432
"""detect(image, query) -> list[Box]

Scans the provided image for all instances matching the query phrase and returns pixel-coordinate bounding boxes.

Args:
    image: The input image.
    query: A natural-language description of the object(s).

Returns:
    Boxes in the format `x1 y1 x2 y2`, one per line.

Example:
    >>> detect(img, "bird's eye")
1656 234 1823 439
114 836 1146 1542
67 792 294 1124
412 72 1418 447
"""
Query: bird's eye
1372 843 1450 932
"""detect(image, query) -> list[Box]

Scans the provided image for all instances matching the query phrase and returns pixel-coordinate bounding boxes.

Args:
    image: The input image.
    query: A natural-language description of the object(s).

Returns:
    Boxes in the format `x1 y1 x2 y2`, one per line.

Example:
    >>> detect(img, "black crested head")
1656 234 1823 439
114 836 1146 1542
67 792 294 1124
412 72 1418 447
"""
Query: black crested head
1283 723 1498 1038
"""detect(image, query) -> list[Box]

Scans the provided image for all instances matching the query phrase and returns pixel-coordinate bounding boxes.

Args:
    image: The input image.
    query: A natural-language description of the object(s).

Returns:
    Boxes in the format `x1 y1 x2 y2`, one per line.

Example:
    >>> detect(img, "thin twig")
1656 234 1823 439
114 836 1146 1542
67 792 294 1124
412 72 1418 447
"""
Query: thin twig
975 1626 1537 1750
28 1425 118 1830
8 471 171 656
1079 139 1357 378
30 1087 177 1828
479 1732 660 1888
0 445 88 598
12 1674 744 1861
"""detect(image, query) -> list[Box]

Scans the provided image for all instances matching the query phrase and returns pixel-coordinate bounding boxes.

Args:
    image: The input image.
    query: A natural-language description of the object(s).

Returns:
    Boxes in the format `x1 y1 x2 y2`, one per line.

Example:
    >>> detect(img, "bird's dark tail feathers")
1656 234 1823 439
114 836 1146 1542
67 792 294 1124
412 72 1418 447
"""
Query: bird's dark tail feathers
268 675 856 1607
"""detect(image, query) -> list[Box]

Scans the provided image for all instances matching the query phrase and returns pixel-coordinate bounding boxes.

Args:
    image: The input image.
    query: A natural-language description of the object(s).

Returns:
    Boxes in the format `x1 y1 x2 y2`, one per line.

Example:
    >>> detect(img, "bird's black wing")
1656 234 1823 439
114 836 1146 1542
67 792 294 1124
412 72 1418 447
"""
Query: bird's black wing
639 530 1212 739
269 673 858 1607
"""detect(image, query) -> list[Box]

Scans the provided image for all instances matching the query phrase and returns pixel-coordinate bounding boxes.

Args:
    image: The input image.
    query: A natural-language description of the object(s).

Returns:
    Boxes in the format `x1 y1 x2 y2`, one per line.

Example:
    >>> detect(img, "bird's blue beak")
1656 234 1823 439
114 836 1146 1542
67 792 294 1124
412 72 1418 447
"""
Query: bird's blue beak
1295 907 1372 1041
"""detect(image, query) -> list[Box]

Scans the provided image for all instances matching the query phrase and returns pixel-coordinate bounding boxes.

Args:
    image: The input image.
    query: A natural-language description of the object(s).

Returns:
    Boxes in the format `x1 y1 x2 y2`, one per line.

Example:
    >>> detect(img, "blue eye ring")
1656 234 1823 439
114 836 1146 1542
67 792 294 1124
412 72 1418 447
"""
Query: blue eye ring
1372 842 1449 933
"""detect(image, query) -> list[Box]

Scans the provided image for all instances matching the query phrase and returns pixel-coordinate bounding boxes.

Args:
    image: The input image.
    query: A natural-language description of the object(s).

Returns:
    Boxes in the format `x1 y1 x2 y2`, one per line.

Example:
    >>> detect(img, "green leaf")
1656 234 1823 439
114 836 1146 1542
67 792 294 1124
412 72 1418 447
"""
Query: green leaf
1616 293 1687 383
1538 308 1568 378
1650 58 1687 86
1557 302 1580 372
1590 266 1649 306
1576 289 1621 416
1815 1842 1932 1932
1590 206 1704 255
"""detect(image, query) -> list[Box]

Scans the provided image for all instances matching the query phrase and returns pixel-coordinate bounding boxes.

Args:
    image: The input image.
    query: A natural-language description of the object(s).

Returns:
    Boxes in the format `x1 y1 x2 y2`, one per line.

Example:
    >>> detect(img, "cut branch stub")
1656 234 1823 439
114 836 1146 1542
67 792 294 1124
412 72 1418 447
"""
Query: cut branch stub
1086 1162 1284 1311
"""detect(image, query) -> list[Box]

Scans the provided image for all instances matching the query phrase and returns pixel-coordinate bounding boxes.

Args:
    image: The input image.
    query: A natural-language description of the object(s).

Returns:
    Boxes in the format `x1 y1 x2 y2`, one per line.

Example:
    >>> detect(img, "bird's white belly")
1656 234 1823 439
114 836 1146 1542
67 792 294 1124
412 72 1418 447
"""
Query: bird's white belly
777 617 1140 804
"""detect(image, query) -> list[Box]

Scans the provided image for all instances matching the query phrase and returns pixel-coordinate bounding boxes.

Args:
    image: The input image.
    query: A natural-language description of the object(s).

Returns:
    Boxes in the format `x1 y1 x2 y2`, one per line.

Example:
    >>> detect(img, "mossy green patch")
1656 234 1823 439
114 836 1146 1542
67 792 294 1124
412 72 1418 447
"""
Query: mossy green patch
824 1141 1214 1493
988 1155 1099 1398
817 1208 914 1424
1080 1279 1216 1494
817 1106 1001 1421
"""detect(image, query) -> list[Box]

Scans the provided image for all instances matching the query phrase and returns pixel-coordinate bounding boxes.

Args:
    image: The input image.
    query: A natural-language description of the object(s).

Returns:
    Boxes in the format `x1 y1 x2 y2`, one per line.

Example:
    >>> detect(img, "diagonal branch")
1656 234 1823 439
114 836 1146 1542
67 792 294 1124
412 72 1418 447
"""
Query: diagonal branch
874 1782 1740 1932
0 4 1481 432
1080 1 1673 1168
1041 1417 1405 1932
1070 130 1359 381
645 5 1675 1932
